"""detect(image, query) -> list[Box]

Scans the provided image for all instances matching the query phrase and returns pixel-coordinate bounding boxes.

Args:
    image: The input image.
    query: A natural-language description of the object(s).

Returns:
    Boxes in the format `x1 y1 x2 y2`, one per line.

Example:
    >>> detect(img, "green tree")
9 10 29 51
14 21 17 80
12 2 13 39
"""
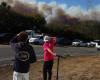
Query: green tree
0 2 35 33
32 14 46 33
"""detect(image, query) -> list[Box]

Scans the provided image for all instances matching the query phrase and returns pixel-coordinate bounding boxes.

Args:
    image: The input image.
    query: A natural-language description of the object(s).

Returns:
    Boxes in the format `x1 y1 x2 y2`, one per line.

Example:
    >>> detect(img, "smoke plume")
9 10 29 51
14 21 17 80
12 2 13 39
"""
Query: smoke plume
2 0 100 23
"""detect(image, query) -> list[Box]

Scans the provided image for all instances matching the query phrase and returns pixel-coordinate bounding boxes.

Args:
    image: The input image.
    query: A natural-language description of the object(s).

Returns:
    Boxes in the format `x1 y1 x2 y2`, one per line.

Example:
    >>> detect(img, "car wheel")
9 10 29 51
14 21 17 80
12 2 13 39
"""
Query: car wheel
97 48 100 51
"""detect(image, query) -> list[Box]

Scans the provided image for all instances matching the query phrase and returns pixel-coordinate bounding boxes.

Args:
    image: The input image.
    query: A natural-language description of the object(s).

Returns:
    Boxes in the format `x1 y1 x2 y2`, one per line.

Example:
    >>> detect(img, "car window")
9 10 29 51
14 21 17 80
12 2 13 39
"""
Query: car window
98 42 100 45
33 35 43 39
0 33 7 37
73 39 81 42
34 36 40 38
27 32 31 35
39 36 43 39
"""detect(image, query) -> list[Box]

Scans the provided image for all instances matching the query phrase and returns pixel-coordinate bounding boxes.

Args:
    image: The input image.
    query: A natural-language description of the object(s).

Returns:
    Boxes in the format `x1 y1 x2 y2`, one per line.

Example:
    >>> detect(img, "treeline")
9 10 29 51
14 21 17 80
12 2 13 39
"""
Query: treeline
46 20 100 40
0 2 46 34
72 21 100 40
0 2 100 40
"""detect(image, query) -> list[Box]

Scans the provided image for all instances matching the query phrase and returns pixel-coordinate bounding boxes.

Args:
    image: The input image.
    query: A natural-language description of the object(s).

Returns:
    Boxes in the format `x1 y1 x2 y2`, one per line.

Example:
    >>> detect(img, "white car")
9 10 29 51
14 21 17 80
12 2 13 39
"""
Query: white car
29 35 44 45
29 37 37 43
87 40 100 47
87 41 96 47
72 39 82 46
96 42 100 50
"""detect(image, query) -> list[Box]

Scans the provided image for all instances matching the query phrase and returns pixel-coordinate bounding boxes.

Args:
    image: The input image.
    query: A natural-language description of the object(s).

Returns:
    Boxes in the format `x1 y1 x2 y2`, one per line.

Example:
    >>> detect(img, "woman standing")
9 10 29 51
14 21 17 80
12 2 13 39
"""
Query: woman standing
43 36 56 80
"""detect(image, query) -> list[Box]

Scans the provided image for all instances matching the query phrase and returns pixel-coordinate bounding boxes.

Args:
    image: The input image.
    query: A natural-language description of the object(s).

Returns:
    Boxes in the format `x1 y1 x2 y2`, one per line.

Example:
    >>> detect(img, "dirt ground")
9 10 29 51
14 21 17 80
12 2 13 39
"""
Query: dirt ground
1 55 100 80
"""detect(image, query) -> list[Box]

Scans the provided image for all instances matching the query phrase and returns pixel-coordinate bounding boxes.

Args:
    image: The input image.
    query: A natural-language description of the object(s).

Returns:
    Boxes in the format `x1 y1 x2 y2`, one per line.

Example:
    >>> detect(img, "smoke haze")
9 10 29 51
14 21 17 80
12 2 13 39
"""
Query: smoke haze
1 0 100 23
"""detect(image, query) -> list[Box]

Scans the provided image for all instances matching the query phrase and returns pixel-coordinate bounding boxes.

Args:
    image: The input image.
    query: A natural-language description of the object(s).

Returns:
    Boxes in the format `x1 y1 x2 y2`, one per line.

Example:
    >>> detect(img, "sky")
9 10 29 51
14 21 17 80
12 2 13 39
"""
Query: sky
24 0 100 10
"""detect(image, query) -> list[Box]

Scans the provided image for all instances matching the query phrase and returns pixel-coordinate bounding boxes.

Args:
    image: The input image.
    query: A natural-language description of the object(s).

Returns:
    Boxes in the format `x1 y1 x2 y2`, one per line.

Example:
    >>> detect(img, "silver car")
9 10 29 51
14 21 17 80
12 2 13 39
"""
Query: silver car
72 39 82 46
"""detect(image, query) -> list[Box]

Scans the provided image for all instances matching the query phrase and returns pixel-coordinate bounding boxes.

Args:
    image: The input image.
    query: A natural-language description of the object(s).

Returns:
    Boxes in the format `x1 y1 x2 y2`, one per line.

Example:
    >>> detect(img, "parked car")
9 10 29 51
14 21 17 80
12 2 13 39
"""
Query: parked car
72 39 82 46
25 30 35 39
95 42 100 50
87 42 94 47
72 39 88 47
87 40 100 47
29 35 44 45
56 37 64 45
79 41 87 47
0 33 14 44
56 37 72 46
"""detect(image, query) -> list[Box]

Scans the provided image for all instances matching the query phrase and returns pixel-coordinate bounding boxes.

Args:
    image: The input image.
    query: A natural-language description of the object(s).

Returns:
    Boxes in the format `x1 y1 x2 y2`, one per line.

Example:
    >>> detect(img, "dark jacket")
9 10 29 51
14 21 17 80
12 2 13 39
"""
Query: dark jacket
10 36 36 73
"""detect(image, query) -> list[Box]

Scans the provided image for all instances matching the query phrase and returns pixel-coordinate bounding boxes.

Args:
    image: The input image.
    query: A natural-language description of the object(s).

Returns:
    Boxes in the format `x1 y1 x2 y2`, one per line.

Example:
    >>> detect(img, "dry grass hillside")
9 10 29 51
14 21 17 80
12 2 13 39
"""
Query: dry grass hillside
1 55 100 80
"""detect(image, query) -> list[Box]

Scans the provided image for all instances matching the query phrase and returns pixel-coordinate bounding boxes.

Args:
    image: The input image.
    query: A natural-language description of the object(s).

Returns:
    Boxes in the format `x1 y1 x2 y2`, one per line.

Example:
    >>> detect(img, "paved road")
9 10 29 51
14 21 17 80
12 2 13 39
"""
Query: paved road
0 45 100 65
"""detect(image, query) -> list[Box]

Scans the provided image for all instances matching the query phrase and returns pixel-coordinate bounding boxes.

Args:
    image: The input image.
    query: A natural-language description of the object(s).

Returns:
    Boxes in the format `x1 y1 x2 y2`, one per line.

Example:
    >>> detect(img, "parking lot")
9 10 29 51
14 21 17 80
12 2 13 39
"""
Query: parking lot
0 44 100 65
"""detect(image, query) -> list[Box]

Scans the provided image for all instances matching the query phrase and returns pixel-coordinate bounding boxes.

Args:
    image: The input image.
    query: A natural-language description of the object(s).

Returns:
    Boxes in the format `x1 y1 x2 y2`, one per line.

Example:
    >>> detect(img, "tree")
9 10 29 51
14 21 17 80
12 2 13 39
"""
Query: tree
32 14 46 33
0 2 11 10
0 2 35 33
73 21 100 39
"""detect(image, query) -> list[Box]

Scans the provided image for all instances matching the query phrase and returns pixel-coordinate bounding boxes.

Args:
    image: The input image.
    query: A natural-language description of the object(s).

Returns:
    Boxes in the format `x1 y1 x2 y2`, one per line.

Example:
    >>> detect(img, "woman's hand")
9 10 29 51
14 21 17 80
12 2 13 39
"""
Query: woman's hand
53 53 56 56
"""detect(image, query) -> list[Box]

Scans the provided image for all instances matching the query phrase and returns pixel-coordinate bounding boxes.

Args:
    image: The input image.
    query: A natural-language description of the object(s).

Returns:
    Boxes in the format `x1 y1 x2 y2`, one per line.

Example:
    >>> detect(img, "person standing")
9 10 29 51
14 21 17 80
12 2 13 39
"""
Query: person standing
10 31 36 80
43 35 56 80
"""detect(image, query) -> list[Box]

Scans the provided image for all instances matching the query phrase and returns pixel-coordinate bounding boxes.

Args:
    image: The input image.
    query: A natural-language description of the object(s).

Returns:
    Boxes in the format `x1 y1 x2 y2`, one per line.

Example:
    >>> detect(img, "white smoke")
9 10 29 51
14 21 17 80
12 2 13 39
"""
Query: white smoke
3 0 100 23
0 0 15 6
66 5 100 21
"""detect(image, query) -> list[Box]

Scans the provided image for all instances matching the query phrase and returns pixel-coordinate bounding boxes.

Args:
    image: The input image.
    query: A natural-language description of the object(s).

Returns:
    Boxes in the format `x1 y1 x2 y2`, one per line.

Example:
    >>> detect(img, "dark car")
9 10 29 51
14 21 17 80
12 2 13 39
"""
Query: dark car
56 37 72 46
0 33 14 44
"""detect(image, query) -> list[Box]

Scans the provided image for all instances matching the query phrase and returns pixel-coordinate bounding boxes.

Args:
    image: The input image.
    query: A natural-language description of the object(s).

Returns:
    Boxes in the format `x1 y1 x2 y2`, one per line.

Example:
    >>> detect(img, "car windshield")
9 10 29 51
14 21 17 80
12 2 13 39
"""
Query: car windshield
73 39 81 42
34 35 43 38
27 32 31 35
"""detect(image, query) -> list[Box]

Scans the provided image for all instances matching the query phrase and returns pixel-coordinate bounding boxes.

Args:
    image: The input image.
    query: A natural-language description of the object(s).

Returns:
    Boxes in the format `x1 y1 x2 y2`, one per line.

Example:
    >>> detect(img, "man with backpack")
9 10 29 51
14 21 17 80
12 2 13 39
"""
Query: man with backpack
10 31 36 80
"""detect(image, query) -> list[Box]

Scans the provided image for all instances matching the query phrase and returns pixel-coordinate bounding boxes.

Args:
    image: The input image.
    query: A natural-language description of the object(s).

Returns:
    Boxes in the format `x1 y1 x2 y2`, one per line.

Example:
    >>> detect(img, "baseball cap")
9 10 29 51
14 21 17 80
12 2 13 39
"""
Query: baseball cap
43 36 51 42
